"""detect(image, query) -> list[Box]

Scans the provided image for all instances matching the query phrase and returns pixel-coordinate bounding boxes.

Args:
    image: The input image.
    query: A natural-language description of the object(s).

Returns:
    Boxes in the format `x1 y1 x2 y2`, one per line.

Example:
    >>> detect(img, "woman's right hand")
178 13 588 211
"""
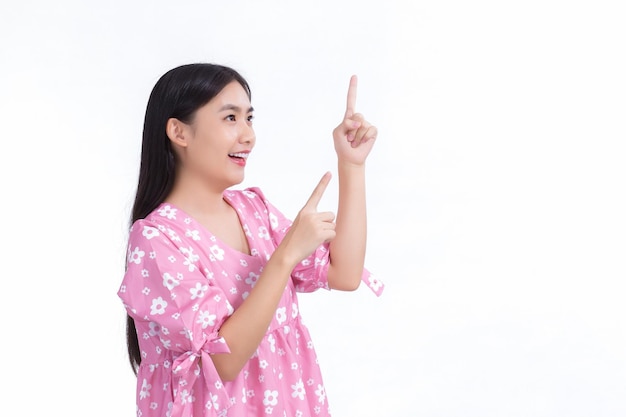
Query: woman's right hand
276 172 336 266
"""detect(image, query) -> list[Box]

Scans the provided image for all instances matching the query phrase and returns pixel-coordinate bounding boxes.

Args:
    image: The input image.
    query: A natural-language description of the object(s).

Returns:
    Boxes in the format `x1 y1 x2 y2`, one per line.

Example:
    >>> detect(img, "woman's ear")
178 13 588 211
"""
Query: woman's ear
166 118 189 148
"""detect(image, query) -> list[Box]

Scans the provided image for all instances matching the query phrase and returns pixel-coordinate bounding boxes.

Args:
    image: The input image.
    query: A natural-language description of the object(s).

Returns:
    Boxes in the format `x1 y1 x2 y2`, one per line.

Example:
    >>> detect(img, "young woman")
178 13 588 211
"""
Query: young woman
118 63 383 417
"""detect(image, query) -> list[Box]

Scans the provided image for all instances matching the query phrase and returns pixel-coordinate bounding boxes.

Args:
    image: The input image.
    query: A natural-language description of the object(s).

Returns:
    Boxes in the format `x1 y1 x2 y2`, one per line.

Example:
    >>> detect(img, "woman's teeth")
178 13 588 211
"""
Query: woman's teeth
228 153 248 159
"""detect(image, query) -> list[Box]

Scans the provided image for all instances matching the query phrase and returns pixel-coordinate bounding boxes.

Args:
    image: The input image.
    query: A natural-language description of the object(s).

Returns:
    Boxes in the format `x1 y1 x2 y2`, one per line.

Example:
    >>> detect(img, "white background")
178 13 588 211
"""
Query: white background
1 1 625 416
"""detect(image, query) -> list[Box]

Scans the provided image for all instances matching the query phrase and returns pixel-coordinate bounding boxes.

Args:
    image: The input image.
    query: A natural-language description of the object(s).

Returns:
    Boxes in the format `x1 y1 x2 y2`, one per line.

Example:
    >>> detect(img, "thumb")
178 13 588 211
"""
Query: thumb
303 172 332 210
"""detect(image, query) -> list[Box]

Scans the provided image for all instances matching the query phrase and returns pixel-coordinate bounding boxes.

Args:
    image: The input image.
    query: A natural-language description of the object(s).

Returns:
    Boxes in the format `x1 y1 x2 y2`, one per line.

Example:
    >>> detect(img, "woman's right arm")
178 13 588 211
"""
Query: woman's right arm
212 172 335 380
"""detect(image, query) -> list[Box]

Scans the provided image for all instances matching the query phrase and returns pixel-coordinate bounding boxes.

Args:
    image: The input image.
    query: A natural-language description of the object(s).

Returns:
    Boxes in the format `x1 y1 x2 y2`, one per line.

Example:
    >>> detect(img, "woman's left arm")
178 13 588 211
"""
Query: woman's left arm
327 75 378 290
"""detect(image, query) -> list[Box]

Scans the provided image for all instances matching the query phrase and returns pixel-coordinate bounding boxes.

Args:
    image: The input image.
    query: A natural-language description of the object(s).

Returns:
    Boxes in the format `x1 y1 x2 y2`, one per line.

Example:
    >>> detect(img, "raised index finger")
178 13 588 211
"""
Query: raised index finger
345 74 358 117
304 172 332 210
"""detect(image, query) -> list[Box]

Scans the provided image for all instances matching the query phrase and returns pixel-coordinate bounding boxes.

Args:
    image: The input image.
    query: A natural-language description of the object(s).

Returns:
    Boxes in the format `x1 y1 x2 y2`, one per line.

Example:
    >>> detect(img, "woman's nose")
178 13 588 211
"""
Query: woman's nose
240 122 255 145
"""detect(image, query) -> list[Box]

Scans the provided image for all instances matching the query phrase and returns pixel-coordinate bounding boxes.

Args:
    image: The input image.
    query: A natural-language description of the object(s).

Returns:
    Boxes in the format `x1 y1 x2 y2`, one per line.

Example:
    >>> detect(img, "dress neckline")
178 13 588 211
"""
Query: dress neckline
157 190 257 259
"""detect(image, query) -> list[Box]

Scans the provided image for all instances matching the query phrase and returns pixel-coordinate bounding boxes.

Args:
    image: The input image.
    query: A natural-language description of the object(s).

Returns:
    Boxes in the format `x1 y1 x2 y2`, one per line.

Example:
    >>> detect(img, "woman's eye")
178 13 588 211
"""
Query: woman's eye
247 115 254 122
226 115 236 121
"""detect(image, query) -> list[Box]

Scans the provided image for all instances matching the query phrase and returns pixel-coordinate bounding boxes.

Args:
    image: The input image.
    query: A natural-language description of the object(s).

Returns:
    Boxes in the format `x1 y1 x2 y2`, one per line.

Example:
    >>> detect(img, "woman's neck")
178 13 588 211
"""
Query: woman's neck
165 170 230 217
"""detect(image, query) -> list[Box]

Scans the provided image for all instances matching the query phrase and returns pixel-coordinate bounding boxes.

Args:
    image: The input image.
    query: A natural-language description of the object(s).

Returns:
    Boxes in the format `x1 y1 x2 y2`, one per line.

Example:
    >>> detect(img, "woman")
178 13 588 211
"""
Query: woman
118 63 383 417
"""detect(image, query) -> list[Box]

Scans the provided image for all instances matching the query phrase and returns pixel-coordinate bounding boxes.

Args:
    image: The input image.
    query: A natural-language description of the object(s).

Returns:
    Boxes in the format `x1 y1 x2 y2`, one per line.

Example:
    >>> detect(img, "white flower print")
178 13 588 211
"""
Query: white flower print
185 229 201 241
242 190 256 198
141 269 149 277
259 359 268 369
190 283 208 300
181 389 194 405
263 390 278 406
258 226 270 240
205 392 219 410
275 307 287 325
139 378 151 399
315 384 326 404
291 379 305 400
292 303 299 318
368 275 382 291
142 226 160 240
167 228 181 242
142 287 150 295
301 259 310 266
291 362 298 370
180 247 199 272
210 244 225 261
149 402 158 410
148 322 162 337
240 259 248 267
245 272 259 287
241 388 247 404
150 297 168 315
128 247 145 265
268 334 276 353
296 411 303 417
180 328 193 341
162 272 180 290
157 205 177 219
197 310 217 329
265 406 273 414
269 212 278 230
243 223 252 237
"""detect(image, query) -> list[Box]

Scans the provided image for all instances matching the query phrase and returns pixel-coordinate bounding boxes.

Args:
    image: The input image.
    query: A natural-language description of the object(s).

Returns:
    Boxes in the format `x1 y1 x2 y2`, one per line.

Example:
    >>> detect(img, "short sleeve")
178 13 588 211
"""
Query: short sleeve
117 219 233 417
245 187 384 296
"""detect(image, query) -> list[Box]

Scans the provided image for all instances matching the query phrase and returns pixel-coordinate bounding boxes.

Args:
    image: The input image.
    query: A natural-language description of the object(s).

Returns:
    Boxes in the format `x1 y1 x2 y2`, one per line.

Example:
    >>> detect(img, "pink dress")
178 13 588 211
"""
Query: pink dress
118 187 384 417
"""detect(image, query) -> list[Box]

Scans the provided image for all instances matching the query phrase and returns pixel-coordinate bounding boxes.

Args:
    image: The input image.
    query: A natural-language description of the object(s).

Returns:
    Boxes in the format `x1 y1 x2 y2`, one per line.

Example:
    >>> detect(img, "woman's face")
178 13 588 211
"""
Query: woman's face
180 81 255 190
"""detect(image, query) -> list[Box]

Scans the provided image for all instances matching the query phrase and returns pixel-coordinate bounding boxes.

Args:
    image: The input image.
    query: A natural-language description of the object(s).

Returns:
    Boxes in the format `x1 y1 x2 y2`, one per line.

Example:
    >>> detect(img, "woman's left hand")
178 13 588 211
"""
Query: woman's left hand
332 75 377 166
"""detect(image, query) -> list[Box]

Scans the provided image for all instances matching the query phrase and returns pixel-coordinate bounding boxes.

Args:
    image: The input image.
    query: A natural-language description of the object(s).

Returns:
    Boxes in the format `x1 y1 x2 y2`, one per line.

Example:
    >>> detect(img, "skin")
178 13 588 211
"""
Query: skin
164 77 377 381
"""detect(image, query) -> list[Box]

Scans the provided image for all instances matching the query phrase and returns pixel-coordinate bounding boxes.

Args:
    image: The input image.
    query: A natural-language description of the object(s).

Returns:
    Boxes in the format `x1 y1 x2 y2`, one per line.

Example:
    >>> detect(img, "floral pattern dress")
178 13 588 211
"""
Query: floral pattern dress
118 187 384 417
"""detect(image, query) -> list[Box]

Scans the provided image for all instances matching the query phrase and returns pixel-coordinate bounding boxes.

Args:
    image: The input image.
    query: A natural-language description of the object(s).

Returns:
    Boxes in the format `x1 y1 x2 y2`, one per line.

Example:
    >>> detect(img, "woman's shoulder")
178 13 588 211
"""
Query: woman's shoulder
225 186 272 210
127 203 184 241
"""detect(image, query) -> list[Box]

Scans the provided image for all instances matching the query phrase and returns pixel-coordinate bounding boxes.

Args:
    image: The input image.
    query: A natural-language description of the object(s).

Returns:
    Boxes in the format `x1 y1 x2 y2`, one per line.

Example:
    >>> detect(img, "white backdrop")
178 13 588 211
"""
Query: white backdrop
1 1 625 416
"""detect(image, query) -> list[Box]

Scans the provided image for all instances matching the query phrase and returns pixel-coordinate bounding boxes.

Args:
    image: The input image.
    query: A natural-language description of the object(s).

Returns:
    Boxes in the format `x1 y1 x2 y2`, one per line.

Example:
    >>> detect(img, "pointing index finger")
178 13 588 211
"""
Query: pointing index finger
345 74 358 117
304 172 331 210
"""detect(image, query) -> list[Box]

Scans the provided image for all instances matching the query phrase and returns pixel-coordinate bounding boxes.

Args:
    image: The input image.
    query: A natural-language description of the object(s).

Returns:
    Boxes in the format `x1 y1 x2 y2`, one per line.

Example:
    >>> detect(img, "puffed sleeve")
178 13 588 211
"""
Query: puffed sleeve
117 219 233 417
245 187 384 297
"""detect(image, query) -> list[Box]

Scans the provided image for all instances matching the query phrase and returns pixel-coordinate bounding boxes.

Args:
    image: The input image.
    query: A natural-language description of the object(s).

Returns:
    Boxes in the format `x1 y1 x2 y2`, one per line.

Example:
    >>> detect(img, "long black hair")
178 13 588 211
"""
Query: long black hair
125 63 252 374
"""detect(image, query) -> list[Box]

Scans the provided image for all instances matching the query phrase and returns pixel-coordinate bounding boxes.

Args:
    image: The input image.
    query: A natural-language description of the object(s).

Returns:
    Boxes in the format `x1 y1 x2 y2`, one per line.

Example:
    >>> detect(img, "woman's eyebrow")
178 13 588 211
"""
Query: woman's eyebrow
218 104 254 113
